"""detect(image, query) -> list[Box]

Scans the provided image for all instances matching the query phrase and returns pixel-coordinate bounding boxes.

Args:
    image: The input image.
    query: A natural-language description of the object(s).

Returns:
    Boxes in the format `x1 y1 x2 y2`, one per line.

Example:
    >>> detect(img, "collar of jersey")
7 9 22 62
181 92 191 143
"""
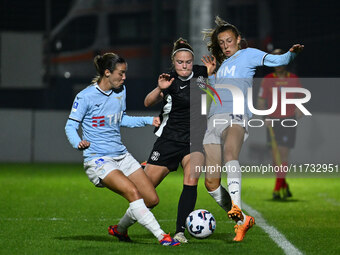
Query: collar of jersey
223 49 242 64
95 83 113 96
178 71 193 81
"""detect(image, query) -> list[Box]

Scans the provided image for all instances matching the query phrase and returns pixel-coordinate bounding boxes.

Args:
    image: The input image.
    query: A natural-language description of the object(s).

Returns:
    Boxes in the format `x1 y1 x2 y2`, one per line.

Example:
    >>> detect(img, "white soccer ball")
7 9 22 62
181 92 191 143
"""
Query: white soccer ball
186 209 216 238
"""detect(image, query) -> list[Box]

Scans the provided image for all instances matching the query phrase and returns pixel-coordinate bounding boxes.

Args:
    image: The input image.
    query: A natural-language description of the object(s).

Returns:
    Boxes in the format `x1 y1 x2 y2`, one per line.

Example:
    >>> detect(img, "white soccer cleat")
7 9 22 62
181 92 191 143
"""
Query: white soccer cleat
173 232 188 243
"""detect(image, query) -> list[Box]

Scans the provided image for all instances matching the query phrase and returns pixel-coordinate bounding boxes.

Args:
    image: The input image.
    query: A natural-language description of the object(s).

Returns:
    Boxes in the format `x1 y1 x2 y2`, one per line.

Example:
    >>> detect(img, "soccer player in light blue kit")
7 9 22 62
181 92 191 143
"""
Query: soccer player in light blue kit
201 16 304 241
65 53 179 246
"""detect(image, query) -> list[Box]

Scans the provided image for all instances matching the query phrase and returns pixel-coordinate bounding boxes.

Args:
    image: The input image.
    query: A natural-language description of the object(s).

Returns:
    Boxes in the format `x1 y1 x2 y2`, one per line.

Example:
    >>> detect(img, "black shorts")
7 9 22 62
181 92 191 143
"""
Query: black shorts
266 118 297 149
147 137 190 172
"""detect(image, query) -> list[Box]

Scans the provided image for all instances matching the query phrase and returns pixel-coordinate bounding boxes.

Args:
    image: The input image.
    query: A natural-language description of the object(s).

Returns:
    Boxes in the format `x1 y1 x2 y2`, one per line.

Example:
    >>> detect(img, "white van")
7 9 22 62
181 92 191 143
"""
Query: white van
46 0 176 109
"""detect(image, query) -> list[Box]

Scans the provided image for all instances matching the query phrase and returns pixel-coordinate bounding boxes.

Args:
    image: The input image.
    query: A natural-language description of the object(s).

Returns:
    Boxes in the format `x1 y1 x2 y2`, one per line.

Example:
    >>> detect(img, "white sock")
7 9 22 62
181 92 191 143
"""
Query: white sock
117 207 137 234
225 160 246 224
129 199 165 241
208 185 232 212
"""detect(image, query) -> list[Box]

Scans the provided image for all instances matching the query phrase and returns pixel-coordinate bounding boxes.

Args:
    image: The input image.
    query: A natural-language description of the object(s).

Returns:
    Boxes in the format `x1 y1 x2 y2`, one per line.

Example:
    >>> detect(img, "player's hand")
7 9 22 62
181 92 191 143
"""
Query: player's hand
152 117 161 127
158 73 174 90
289 44 304 53
201 55 216 76
78 140 90 150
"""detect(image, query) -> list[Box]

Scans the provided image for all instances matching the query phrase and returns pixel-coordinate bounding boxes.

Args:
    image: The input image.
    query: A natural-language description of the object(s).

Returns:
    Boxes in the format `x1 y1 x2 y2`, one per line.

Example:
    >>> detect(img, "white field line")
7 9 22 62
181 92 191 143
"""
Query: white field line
243 202 303 255
317 193 340 206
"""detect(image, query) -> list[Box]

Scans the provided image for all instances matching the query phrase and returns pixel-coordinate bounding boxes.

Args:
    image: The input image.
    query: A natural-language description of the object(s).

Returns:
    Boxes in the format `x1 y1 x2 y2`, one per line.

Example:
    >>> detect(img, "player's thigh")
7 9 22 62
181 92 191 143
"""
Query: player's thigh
222 125 245 161
204 144 222 166
101 170 140 202
144 164 170 188
128 168 159 208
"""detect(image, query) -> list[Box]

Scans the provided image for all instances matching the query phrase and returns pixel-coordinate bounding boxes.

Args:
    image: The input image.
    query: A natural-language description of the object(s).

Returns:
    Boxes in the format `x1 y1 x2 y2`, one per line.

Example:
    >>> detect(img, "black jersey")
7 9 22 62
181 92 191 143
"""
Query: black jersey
154 65 208 143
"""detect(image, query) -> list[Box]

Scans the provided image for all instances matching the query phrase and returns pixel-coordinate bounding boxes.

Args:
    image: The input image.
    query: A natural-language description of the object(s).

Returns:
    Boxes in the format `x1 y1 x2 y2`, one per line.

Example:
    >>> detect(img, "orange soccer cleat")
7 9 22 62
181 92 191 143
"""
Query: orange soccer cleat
233 215 255 242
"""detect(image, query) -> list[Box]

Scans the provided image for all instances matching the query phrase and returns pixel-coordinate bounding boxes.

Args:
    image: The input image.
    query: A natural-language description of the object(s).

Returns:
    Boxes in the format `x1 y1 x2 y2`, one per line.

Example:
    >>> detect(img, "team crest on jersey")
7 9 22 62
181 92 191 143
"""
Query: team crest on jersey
151 151 160 161
72 102 78 112
197 76 206 89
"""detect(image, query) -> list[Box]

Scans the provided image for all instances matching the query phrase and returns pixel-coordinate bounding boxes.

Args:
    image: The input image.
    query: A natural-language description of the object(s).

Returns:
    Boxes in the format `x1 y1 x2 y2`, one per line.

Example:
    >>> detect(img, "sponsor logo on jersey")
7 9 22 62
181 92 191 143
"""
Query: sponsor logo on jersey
91 112 124 127
92 116 105 127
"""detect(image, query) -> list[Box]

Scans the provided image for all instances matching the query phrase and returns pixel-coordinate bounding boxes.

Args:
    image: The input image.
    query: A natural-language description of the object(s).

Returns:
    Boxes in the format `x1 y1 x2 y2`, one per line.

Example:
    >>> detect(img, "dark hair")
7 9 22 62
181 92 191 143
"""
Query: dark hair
92 53 126 83
171 37 194 61
202 16 244 64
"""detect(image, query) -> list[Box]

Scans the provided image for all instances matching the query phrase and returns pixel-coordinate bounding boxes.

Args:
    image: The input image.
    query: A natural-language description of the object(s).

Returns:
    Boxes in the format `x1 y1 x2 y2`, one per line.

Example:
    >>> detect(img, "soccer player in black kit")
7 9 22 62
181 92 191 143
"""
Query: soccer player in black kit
143 38 216 243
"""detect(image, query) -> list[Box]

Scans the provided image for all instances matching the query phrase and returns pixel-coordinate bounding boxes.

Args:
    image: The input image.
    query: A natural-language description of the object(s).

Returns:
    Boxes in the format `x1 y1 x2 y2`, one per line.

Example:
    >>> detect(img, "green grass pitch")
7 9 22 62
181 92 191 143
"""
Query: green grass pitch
1 163 340 254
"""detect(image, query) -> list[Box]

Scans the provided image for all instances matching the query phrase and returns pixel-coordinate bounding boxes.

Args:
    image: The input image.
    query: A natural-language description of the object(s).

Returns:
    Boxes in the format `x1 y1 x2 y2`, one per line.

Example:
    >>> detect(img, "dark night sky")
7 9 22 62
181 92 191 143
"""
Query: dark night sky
0 0 72 32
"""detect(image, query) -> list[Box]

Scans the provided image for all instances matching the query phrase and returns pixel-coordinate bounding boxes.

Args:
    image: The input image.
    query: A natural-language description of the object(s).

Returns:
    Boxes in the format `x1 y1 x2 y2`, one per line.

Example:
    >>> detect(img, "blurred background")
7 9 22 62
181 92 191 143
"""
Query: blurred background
0 0 339 164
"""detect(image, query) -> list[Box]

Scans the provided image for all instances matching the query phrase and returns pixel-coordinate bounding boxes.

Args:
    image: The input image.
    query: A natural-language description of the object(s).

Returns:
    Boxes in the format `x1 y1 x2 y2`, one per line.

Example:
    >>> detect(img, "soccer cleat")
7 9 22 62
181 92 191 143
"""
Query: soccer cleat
286 184 292 197
228 203 244 222
281 185 292 200
108 225 132 242
273 190 281 200
233 215 255 242
159 233 180 246
173 232 188 243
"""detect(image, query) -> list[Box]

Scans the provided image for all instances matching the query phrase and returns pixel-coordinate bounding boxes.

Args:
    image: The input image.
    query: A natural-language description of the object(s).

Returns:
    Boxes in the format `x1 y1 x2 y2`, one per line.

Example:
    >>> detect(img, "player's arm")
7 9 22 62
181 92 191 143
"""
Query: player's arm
65 94 90 150
121 113 158 128
144 73 174 107
144 87 163 107
65 118 90 150
263 44 304 67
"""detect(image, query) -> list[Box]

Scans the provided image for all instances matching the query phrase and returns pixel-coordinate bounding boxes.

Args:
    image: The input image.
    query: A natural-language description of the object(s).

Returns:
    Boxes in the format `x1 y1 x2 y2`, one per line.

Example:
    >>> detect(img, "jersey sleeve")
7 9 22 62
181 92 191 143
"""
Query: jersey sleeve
68 93 88 122
120 113 153 127
246 48 268 67
65 119 81 149
263 51 296 67
65 93 88 149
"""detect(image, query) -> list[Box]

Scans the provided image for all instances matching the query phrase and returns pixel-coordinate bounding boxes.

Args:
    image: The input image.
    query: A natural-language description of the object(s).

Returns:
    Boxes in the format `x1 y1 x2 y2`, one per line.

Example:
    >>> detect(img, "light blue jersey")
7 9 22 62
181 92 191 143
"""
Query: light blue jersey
208 48 296 117
65 83 153 162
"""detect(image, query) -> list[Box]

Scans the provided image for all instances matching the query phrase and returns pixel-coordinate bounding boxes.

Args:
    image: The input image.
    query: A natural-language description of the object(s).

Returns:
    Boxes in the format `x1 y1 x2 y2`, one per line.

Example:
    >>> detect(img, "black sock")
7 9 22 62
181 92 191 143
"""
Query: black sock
176 185 197 234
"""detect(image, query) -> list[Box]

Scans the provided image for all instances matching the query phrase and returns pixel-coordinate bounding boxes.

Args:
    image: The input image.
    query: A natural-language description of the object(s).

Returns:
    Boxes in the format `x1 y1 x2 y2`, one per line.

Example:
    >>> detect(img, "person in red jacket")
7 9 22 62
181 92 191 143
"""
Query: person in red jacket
257 48 303 200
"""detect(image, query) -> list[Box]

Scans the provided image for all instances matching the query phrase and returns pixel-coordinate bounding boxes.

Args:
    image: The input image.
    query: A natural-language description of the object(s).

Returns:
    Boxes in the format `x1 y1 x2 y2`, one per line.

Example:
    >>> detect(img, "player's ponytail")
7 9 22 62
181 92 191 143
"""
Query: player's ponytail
92 53 126 84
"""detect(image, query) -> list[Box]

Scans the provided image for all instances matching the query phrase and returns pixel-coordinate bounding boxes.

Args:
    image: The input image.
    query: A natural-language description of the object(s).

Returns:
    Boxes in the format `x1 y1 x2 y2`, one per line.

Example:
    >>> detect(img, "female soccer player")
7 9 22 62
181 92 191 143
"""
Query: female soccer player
143 38 209 243
201 16 304 241
65 53 179 246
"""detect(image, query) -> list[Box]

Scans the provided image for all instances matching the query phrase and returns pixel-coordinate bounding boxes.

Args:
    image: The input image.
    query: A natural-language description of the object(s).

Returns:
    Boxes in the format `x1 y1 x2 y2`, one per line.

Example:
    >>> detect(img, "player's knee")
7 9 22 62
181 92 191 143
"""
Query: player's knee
205 178 219 192
144 194 159 208
224 149 238 162
127 188 142 202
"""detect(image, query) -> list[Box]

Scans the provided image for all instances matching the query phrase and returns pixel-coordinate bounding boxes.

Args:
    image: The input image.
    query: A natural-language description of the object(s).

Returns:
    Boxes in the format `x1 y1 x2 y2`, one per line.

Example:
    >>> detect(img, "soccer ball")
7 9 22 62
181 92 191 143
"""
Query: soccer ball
186 209 216 238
